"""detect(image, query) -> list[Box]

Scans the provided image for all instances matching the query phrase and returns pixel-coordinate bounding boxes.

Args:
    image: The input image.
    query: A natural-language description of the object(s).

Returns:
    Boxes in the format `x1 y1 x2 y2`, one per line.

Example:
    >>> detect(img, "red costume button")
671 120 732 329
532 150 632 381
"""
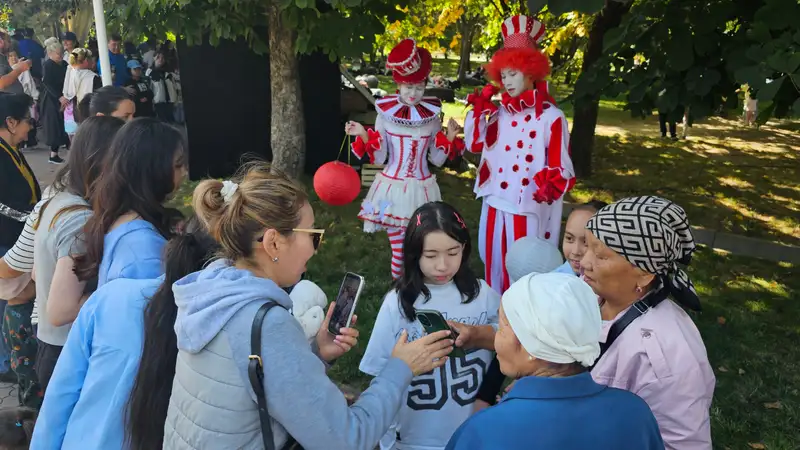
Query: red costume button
500 181 508 189
505 145 511 151
525 114 532 122
499 167 504 173
529 130 537 138
513 164 519 172
525 154 534 163
522 178 530 186
516 140 524 149
544 232 551 239
511 121 518 127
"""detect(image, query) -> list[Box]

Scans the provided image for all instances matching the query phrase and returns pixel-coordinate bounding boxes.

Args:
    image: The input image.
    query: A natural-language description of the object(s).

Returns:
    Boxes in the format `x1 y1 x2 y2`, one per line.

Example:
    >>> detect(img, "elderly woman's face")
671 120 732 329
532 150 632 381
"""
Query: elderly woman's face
581 232 653 302
494 306 531 377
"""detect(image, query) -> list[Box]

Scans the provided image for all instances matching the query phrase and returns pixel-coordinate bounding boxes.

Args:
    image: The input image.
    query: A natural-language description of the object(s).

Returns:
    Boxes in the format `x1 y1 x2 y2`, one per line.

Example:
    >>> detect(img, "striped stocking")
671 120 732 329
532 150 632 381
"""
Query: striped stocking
387 227 406 280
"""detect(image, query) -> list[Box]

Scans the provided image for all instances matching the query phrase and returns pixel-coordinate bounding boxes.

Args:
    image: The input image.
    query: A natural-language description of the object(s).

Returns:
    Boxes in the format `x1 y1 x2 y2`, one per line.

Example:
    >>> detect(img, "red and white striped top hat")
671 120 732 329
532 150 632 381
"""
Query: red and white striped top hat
501 15 546 49
386 38 432 84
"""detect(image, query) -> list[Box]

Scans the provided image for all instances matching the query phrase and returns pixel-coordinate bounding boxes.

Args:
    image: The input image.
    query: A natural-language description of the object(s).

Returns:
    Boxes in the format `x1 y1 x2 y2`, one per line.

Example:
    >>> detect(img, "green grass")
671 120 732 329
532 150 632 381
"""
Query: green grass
170 169 799 449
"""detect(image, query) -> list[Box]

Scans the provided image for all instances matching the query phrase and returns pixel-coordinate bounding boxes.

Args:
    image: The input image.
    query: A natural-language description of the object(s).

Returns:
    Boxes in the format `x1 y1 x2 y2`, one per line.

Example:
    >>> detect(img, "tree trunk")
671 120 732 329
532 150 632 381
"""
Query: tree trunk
457 18 474 82
569 0 632 178
267 4 306 179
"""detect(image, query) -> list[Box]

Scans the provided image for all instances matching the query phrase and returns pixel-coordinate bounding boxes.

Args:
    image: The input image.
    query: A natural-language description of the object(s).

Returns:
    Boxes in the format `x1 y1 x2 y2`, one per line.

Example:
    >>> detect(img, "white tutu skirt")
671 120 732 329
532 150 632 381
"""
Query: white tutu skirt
358 172 442 232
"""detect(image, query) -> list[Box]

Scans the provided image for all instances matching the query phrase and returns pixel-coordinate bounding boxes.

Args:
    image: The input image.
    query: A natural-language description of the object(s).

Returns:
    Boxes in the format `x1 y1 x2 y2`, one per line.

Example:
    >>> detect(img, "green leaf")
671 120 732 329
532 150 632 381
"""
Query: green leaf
603 26 627 53
756 76 785 102
548 0 606 16
747 22 773 43
666 27 694 72
755 101 775 126
735 65 766 87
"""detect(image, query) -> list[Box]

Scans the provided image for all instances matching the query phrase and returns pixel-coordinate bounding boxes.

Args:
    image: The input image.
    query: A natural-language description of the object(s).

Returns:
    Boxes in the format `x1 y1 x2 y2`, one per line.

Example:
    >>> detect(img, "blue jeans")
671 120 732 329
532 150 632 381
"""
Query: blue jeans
0 247 11 373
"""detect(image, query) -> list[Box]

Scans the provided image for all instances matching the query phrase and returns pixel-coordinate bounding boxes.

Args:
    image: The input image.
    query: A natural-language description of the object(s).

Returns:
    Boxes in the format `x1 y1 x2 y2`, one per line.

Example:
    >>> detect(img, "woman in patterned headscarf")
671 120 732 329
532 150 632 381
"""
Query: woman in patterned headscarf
581 196 715 450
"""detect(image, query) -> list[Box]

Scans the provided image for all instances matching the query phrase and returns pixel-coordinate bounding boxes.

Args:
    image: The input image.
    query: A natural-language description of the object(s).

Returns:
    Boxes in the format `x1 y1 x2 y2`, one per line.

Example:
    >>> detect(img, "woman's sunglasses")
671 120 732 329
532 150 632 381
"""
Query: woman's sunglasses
257 228 325 250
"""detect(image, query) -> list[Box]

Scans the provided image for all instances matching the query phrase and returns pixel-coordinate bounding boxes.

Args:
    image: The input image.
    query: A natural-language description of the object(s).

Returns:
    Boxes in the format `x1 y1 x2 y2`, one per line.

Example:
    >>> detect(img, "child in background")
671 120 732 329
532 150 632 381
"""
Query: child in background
7 50 39 148
504 236 563 284
0 406 37 450
361 201 500 450
554 200 608 276
124 60 154 117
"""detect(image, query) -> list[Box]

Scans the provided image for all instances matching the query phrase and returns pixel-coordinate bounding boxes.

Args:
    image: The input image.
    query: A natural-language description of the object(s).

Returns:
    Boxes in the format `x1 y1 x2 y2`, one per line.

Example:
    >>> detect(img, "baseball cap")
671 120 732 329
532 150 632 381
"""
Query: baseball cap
127 60 142 70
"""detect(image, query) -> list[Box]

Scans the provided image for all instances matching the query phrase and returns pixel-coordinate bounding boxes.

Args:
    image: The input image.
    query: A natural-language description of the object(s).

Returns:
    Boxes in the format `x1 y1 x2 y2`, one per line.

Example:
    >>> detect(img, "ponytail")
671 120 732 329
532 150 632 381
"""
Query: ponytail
124 216 218 450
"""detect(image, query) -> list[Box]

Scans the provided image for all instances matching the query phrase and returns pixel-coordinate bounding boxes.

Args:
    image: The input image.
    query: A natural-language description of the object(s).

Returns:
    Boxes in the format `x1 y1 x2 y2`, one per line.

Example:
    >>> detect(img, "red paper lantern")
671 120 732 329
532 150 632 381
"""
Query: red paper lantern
313 161 361 206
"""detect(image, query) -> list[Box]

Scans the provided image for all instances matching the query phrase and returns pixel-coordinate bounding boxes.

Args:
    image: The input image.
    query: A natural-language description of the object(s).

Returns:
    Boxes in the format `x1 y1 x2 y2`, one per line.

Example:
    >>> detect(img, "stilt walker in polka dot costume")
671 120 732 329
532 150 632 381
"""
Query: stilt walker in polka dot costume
345 39 465 279
460 15 575 293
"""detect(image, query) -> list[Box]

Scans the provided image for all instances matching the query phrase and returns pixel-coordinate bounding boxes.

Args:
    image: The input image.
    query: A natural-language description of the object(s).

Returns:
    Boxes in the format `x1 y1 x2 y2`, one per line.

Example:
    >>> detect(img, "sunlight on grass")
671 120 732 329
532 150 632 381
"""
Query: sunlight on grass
718 177 754 189
744 300 770 313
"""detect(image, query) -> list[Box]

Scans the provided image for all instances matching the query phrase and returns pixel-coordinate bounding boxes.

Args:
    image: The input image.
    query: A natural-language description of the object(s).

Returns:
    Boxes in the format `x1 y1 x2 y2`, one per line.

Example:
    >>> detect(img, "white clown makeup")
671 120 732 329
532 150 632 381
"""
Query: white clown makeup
501 68 528 97
398 82 426 106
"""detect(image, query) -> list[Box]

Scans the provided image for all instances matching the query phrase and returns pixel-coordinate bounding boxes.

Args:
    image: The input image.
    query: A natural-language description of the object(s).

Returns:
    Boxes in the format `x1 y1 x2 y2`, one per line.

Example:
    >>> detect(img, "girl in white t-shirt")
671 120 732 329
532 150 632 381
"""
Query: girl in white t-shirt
361 201 500 450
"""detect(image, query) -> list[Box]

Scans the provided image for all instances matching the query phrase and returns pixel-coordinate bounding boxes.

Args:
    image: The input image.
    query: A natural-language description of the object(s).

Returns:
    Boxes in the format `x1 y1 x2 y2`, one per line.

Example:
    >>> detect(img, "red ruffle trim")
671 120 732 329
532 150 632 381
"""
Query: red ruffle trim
435 131 466 161
466 85 500 153
532 167 575 204
351 128 382 164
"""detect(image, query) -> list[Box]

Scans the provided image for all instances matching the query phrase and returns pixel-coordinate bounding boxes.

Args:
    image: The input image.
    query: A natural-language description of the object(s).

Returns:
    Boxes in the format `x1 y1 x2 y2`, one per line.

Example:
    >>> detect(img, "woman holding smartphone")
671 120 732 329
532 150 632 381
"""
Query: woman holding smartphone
148 163 455 450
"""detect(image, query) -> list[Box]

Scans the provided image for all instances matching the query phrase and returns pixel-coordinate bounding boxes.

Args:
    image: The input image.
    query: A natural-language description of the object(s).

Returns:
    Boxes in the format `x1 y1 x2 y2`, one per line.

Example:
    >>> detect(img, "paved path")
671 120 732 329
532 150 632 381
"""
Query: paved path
0 382 16 407
22 145 60 188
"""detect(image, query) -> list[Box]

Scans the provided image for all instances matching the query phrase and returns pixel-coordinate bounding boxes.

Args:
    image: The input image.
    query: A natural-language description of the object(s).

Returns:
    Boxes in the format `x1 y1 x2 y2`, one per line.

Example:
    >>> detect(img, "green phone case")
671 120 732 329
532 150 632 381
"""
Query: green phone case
415 309 466 358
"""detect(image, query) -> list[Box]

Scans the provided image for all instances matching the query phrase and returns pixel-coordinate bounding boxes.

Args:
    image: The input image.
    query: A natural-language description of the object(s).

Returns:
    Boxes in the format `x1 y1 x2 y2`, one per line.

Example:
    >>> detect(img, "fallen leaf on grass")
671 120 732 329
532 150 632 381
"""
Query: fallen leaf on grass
763 401 782 409
739 368 746 375
718 366 729 373
748 444 766 449
717 316 727 325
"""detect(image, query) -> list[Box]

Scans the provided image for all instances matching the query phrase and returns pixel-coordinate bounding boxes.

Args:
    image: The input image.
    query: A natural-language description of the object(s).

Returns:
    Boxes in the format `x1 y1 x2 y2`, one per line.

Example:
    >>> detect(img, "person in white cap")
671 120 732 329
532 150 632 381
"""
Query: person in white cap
452 15 575 295
446 273 664 449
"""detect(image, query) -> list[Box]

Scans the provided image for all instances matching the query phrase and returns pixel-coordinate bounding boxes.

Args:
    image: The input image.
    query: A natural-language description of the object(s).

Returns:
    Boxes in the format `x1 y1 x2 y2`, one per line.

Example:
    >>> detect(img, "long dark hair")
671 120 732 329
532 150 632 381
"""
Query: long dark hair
35 116 124 230
0 406 37 450
125 216 218 450
79 85 132 120
395 201 480 321
73 117 187 281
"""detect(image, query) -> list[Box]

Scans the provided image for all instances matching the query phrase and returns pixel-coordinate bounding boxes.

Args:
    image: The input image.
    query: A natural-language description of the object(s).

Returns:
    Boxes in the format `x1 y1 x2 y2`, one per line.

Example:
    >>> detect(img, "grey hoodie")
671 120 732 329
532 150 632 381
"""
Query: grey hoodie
164 259 412 450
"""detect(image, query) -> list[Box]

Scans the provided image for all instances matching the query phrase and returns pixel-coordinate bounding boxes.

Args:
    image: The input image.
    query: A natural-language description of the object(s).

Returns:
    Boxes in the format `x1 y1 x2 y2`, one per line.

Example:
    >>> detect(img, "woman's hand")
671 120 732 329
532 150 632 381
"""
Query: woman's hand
344 121 368 142
391 329 454 376
316 303 359 362
12 59 32 73
446 118 463 142
447 321 496 351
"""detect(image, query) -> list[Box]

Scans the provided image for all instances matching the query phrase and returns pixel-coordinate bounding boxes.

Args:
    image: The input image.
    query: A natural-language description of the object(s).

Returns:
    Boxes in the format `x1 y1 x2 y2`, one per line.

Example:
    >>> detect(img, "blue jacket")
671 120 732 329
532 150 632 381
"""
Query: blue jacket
446 373 664 450
31 278 159 450
98 219 166 287
98 51 130 86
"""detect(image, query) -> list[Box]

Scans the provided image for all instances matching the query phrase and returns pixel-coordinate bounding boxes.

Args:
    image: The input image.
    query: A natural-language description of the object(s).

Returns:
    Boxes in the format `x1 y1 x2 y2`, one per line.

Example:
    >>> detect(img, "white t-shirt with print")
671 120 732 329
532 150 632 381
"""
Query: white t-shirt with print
360 280 500 450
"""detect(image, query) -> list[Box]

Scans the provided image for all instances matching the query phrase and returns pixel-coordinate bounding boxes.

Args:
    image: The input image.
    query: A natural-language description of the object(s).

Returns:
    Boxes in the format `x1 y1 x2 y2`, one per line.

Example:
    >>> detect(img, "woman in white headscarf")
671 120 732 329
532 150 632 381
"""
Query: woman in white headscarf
446 273 664 450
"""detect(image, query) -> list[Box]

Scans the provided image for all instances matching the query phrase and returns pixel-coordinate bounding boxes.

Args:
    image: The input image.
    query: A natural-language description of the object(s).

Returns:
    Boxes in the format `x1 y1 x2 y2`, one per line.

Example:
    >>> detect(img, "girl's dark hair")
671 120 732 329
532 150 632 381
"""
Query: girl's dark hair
36 116 124 230
395 201 480 321
125 216 218 450
0 93 33 129
576 199 608 213
80 86 132 118
73 117 187 281
0 407 37 450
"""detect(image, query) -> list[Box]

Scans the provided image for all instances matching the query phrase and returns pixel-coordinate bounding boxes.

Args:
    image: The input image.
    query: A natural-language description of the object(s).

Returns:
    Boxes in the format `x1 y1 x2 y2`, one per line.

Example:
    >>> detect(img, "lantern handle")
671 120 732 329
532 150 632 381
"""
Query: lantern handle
336 134 352 165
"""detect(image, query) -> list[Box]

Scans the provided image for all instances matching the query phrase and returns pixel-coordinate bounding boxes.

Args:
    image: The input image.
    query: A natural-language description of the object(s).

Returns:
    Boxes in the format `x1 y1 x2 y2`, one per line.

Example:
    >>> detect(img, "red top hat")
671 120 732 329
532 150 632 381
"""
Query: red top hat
501 15 546 49
386 39 432 85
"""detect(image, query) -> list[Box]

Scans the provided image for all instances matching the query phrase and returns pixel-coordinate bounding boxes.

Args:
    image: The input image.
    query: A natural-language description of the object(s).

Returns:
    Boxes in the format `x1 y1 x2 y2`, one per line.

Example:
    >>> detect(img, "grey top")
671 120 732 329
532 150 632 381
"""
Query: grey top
0 54 25 95
33 191 91 345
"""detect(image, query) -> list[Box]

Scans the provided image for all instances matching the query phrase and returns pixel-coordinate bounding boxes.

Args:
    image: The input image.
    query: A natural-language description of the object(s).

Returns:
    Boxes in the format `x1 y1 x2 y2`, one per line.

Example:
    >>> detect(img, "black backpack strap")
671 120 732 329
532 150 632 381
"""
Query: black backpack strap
248 302 301 450
590 289 669 370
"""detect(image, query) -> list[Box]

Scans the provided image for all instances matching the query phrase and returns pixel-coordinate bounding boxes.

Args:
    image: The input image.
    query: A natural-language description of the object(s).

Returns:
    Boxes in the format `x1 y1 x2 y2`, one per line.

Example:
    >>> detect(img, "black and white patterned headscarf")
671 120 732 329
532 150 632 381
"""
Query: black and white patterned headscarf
586 196 701 311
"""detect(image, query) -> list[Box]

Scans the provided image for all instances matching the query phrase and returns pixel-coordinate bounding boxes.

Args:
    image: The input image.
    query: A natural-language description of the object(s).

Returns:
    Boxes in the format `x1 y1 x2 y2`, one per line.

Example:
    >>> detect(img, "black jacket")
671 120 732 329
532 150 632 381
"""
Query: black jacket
0 137 41 249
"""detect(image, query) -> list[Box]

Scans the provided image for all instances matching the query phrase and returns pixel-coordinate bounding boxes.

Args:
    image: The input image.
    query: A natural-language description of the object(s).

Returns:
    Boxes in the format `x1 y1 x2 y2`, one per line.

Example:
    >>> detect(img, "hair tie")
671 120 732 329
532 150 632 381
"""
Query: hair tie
15 421 22 427
453 212 467 229
220 180 239 204
416 214 422 226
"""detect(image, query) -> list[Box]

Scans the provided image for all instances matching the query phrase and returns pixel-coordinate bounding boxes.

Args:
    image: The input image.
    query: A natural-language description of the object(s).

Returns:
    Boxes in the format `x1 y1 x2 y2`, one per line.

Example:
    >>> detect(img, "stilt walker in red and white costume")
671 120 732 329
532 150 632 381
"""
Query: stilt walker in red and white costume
461 15 575 293
345 39 465 279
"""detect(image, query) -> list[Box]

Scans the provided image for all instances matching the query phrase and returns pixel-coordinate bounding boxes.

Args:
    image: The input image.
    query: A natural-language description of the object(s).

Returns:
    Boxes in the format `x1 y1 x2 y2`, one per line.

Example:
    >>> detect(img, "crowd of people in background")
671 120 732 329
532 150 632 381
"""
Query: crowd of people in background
0 28 183 165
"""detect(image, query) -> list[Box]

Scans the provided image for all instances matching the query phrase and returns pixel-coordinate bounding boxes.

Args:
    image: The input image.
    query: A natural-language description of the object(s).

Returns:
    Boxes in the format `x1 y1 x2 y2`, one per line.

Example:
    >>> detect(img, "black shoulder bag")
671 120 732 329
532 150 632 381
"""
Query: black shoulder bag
248 302 303 450
589 288 669 370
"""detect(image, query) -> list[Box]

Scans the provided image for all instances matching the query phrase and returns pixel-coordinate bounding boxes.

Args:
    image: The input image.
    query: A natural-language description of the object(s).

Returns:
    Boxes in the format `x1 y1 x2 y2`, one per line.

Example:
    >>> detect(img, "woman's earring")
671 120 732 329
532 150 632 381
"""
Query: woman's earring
635 285 643 294
272 257 279 263
528 355 534 361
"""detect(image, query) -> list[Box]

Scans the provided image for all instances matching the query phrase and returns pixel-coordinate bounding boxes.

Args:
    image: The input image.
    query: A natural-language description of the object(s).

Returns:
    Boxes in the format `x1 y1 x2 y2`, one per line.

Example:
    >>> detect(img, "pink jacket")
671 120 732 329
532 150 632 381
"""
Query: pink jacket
592 299 716 449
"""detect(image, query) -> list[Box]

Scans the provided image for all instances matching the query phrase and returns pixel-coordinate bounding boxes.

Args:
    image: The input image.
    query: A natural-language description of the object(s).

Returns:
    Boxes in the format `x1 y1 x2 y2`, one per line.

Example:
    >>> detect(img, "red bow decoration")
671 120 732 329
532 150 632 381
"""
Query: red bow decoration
532 167 575 204
466 85 499 153
435 131 466 161
351 128 382 164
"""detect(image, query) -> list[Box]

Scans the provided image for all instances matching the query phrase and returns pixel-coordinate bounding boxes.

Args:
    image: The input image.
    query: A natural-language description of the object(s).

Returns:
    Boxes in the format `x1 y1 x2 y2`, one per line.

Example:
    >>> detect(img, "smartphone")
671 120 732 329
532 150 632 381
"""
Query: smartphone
415 309 465 358
327 272 365 335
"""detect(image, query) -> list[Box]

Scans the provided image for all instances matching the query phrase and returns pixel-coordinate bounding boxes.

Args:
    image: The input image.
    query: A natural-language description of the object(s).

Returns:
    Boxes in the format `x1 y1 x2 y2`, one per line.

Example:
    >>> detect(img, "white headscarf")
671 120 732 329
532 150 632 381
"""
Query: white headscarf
502 273 601 367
